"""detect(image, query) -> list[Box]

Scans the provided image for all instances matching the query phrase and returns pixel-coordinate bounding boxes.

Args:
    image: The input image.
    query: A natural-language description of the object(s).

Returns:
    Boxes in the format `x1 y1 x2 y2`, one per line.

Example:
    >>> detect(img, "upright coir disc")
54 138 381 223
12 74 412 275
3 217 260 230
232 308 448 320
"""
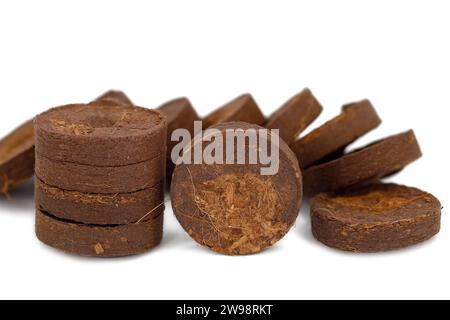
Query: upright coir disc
171 122 302 255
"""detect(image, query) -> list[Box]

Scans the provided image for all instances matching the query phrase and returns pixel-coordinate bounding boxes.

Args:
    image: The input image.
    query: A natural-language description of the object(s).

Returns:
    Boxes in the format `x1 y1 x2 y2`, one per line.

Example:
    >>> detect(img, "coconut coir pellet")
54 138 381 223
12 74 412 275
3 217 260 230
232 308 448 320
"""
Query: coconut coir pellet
36 207 164 257
157 97 200 184
291 99 381 169
35 102 166 166
171 122 302 255
310 183 441 252
35 153 164 194
36 178 164 225
0 91 135 196
203 94 266 129
303 130 422 195
0 120 35 194
94 90 133 106
266 88 323 145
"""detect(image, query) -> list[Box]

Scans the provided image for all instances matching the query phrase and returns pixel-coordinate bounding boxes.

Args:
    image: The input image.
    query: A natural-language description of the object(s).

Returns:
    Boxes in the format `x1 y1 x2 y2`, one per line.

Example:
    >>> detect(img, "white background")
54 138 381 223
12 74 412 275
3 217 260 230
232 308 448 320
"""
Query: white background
0 0 448 300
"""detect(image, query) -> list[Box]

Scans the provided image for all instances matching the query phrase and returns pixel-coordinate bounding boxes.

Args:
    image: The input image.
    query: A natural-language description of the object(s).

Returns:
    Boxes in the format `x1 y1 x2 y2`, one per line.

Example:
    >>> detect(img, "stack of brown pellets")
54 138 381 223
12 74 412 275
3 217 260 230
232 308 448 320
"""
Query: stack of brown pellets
34 97 167 257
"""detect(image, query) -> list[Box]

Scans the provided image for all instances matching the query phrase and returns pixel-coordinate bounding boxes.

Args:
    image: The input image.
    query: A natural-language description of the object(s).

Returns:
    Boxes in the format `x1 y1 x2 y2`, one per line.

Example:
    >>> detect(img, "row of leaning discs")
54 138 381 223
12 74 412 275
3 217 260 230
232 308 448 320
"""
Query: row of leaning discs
34 98 167 257
289 100 442 253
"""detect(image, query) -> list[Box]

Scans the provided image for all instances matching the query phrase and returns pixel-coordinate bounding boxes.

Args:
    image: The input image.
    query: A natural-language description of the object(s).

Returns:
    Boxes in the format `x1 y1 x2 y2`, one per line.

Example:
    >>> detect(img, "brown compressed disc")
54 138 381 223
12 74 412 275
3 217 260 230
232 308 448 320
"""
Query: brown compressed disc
203 94 266 129
303 130 422 195
35 154 165 194
171 122 302 255
35 208 164 257
157 97 200 184
35 102 166 166
94 90 133 105
0 120 35 194
266 88 323 145
310 183 442 252
0 91 138 195
291 100 382 169
35 177 164 225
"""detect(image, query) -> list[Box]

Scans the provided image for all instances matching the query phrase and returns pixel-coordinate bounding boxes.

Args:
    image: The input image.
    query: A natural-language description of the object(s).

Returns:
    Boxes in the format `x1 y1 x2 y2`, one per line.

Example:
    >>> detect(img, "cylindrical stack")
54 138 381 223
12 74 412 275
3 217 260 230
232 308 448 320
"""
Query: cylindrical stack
34 101 167 257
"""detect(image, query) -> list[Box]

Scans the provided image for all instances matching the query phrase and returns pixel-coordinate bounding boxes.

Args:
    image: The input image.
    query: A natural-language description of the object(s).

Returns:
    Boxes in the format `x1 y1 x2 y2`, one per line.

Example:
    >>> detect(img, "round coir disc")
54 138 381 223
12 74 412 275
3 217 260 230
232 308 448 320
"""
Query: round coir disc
35 102 166 166
303 130 422 195
171 122 302 255
291 99 381 169
203 94 266 129
35 153 165 194
310 183 442 252
266 88 323 145
35 177 164 225
94 90 133 105
158 97 200 183
36 207 164 257
0 120 35 194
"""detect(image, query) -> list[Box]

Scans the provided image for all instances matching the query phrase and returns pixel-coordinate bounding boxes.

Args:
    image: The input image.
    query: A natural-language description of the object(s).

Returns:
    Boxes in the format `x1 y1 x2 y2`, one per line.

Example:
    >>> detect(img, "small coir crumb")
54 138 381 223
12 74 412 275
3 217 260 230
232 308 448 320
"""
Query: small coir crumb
51 119 94 135
94 243 105 255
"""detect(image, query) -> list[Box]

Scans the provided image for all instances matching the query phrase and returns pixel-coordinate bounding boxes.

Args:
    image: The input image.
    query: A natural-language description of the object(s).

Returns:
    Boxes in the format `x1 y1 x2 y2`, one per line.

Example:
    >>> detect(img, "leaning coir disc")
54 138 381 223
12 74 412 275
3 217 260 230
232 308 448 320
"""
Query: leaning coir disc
303 130 422 195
